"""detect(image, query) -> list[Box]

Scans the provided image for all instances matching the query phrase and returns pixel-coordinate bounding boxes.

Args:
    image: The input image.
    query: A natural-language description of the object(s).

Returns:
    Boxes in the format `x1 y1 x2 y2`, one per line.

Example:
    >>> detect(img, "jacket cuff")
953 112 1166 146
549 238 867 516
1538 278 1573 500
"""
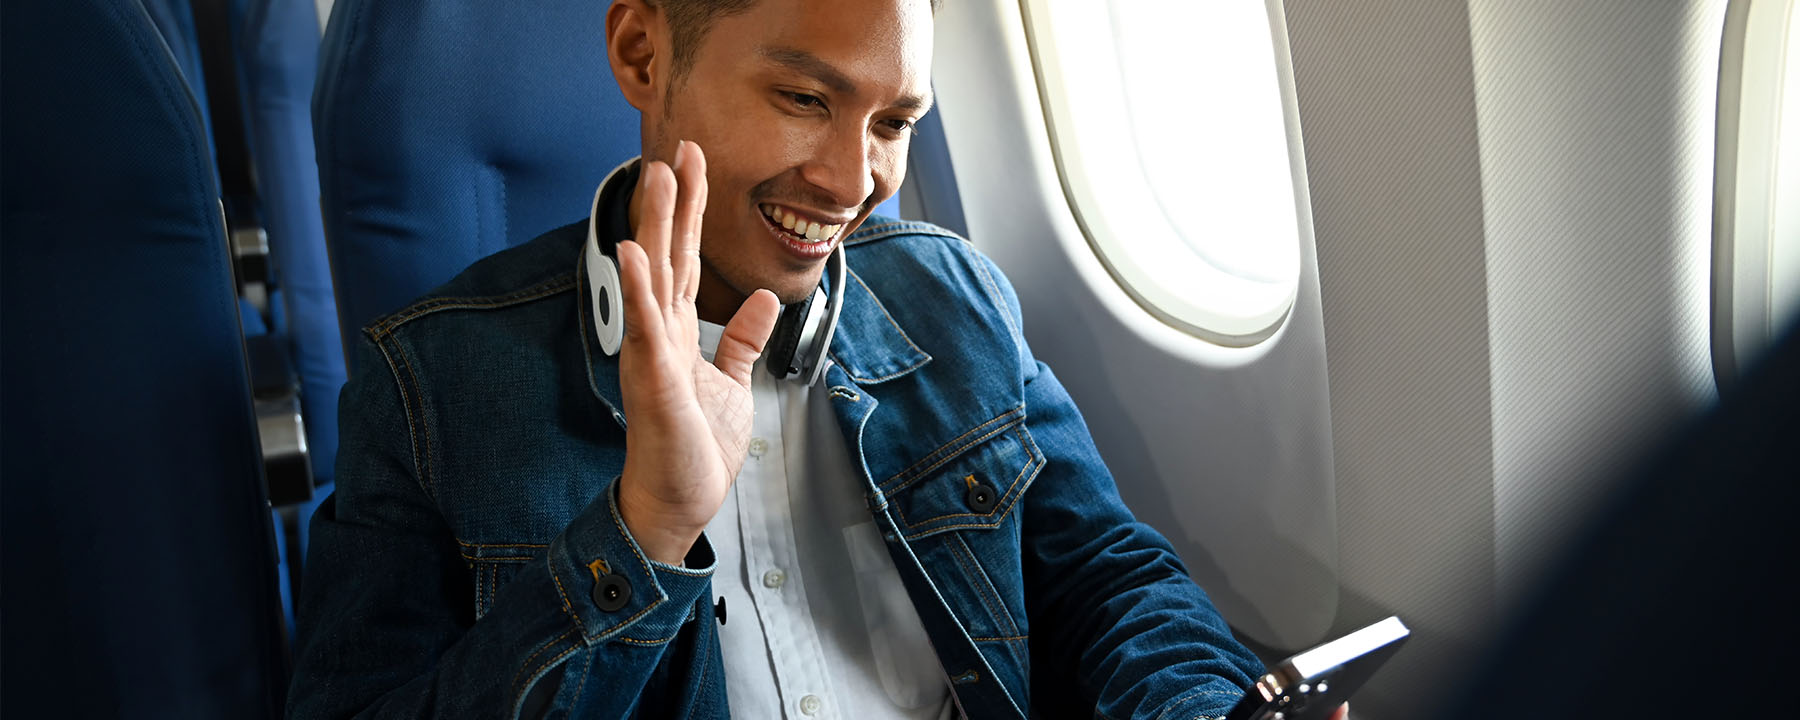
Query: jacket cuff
548 477 717 647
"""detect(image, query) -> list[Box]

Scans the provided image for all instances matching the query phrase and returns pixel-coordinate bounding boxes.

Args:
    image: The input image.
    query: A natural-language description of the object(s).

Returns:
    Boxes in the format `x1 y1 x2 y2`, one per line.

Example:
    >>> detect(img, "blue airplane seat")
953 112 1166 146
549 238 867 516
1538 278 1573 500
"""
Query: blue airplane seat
314 0 640 369
240 0 343 496
313 0 900 372
141 0 216 154
1 0 290 716
238 0 343 592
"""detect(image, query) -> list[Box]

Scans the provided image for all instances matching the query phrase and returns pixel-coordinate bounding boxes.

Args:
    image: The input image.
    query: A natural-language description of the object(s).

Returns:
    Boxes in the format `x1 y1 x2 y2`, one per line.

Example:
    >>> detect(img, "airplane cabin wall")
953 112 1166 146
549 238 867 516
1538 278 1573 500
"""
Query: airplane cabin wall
928 0 1344 656
932 1 1728 718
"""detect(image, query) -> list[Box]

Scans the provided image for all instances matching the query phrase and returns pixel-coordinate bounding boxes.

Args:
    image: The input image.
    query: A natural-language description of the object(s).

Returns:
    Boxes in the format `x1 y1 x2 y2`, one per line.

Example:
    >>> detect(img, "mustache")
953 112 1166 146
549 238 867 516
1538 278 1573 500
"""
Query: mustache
747 171 869 215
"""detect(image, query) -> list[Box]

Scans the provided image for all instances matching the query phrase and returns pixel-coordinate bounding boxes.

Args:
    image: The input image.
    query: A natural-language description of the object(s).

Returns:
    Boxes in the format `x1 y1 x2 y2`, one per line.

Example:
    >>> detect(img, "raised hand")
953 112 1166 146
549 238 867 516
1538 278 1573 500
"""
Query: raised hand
614 141 782 565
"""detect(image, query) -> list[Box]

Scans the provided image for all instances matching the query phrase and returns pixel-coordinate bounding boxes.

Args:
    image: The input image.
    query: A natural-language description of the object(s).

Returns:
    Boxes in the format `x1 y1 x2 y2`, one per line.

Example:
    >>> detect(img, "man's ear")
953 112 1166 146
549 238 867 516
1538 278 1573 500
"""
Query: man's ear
606 0 662 113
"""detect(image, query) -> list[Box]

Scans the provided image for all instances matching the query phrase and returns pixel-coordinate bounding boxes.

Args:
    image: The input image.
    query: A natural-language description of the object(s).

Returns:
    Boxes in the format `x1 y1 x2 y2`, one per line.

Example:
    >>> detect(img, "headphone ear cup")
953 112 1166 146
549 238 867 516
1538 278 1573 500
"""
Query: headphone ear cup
764 294 813 379
585 236 625 356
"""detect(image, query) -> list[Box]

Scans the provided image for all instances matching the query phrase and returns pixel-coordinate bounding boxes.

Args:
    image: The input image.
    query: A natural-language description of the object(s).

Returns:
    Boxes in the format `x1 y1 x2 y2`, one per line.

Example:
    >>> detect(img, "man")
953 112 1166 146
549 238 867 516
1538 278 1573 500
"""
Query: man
289 0 1275 717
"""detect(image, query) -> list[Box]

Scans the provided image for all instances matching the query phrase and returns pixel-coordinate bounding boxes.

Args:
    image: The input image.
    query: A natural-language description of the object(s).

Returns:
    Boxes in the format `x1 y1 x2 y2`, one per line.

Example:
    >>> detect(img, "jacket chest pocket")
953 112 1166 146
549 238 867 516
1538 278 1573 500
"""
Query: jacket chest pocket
884 419 1045 541
460 542 544 621
882 418 1044 675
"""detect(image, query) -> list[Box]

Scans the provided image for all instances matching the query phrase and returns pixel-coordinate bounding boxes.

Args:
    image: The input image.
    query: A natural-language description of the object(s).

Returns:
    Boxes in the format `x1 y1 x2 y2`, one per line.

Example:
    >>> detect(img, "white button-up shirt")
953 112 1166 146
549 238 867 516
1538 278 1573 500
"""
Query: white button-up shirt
697 322 954 720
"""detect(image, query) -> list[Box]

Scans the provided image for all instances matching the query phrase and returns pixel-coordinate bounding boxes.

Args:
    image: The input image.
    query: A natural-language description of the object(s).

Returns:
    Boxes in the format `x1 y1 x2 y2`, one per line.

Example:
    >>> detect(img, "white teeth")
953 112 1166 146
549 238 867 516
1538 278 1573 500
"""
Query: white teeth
762 204 842 244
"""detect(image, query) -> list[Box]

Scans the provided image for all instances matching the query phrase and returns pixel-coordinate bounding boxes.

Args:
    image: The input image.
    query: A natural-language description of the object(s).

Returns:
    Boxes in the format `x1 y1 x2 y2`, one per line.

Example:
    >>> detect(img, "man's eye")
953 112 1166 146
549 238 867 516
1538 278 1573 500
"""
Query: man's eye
881 118 916 134
785 92 824 110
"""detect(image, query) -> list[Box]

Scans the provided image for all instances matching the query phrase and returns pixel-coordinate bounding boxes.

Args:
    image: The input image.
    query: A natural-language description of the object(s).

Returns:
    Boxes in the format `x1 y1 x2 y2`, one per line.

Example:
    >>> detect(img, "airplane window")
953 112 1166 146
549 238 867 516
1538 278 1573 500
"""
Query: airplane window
1021 0 1303 346
1715 0 1799 383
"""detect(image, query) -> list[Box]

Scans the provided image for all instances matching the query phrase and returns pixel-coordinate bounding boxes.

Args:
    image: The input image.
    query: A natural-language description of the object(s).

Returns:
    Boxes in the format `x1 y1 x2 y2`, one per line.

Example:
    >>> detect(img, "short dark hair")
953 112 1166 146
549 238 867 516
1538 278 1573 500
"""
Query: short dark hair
650 0 941 80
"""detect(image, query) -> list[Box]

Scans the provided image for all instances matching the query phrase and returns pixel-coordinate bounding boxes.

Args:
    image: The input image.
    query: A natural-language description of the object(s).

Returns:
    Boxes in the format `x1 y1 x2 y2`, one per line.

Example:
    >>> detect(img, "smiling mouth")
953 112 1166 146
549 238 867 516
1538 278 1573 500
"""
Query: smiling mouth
759 203 845 245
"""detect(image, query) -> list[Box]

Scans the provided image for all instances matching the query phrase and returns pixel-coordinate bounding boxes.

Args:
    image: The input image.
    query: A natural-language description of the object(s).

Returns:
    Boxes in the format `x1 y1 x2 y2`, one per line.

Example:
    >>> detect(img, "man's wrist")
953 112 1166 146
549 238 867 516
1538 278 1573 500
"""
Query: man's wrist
616 483 705 566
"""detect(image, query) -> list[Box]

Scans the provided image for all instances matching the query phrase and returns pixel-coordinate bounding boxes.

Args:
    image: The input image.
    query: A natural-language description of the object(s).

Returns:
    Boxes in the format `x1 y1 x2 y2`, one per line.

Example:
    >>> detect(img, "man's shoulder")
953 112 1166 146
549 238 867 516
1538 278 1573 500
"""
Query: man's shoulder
842 216 974 265
362 219 587 341
843 216 1020 327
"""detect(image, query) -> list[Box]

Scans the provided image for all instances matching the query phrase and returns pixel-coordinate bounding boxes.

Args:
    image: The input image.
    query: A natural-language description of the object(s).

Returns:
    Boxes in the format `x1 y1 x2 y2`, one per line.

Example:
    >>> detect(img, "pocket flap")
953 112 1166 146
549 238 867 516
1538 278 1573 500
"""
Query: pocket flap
884 422 1044 540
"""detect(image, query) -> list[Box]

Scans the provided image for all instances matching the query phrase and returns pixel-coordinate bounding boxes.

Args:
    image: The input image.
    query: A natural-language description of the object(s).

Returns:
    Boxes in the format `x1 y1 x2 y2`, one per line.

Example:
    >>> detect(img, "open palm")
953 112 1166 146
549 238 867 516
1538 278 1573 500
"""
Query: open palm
614 142 780 566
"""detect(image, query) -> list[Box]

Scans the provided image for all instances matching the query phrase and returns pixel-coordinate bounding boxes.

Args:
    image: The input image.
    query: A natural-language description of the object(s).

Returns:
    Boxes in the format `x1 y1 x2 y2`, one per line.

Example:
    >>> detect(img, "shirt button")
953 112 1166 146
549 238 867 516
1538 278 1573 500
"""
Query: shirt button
762 568 786 589
747 437 769 458
799 694 823 716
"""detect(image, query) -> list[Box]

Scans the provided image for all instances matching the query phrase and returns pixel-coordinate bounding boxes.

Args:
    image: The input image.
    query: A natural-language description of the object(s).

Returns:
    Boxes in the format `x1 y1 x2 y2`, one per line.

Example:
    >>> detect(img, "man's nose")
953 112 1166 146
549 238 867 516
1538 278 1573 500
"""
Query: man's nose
799 125 876 212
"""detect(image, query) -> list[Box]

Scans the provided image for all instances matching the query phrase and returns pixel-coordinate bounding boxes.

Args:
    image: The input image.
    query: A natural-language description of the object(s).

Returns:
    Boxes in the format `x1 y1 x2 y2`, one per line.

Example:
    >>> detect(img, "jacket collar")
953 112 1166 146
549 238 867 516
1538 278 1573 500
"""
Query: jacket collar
826 263 931 385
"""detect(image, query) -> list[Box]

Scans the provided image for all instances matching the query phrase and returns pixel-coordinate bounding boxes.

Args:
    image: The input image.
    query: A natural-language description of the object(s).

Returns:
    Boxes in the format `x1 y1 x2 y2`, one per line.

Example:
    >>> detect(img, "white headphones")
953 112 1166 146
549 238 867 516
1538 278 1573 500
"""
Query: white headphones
582 158 846 386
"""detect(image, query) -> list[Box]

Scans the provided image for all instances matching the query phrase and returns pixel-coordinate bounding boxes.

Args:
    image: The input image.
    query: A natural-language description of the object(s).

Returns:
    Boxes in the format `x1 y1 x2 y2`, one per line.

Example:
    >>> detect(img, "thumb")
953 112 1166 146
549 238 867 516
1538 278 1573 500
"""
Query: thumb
713 289 781 388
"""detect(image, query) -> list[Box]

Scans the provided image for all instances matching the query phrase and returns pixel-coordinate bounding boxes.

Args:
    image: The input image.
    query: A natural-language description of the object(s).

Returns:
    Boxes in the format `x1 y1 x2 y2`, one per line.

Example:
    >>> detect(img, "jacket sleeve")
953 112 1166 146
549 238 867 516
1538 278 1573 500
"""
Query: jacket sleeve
975 255 1263 719
286 334 716 719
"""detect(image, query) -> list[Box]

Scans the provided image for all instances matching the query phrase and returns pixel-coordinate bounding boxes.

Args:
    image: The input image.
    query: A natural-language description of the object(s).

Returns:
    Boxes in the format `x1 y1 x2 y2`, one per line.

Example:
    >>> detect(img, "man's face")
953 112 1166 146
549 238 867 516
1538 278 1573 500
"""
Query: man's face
647 0 934 311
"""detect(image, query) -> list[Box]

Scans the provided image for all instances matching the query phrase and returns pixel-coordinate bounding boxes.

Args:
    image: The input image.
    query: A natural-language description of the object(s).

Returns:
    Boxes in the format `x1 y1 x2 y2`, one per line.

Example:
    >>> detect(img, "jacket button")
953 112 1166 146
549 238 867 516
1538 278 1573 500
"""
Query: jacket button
593 573 632 612
965 481 998 513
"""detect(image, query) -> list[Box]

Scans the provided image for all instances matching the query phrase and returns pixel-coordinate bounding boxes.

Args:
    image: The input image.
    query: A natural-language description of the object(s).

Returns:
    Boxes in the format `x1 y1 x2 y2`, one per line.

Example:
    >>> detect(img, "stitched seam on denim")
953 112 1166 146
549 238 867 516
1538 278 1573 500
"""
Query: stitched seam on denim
470 565 486 618
947 532 1018 637
841 221 913 245
968 253 1022 343
900 430 1033 534
486 565 497 619
367 275 577 339
587 483 667 642
900 433 1041 540
843 221 966 247
885 408 1029 493
970 635 1028 643
549 568 586 634
615 632 680 646
461 541 551 550
682 617 718 720
649 559 711 577
570 640 595 711
892 421 1036 532
517 643 579 711
373 338 430 499
510 628 578 704
462 552 536 562
1152 687 1237 720
391 341 436 498
844 266 930 378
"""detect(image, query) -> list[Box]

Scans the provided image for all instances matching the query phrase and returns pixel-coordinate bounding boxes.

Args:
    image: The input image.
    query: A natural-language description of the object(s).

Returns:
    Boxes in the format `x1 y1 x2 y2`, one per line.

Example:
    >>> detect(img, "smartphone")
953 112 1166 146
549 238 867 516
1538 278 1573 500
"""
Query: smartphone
1224 616 1410 720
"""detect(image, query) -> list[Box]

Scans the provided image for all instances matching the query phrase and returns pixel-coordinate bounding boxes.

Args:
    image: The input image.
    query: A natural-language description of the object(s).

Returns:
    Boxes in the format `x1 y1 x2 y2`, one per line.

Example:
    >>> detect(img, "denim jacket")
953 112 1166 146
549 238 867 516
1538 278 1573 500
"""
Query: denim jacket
288 217 1260 719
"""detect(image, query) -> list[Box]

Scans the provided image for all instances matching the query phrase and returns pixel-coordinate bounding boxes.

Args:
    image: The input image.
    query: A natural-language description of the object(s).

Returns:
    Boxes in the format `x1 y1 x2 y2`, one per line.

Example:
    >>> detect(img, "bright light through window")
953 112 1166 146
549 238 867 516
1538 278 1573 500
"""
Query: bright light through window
1023 0 1303 345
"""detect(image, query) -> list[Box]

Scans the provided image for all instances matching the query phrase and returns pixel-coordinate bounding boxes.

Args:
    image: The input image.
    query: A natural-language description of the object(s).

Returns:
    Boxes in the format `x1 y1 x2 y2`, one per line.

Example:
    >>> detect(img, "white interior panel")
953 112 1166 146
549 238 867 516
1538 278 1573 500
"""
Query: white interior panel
1468 0 1723 606
931 0 1341 651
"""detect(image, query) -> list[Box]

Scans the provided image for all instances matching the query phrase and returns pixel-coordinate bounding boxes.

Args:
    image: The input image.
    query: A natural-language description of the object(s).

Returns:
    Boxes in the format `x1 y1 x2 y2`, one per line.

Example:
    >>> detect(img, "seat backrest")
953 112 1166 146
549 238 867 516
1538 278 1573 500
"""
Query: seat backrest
239 0 344 492
1 0 289 715
314 0 901 368
314 0 639 367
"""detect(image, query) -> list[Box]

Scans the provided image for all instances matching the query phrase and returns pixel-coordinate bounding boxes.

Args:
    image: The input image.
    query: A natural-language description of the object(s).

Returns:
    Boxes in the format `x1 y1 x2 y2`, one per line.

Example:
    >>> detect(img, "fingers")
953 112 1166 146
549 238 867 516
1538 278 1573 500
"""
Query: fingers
636 160 677 306
713 289 781 388
670 141 707 303
616 240 668 349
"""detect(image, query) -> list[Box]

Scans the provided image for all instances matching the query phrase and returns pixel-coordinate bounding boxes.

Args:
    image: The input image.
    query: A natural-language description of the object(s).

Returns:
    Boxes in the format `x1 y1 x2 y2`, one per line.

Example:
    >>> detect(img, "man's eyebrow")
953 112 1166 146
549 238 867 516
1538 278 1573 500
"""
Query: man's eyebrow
760 47 857 96
760 46 933 113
